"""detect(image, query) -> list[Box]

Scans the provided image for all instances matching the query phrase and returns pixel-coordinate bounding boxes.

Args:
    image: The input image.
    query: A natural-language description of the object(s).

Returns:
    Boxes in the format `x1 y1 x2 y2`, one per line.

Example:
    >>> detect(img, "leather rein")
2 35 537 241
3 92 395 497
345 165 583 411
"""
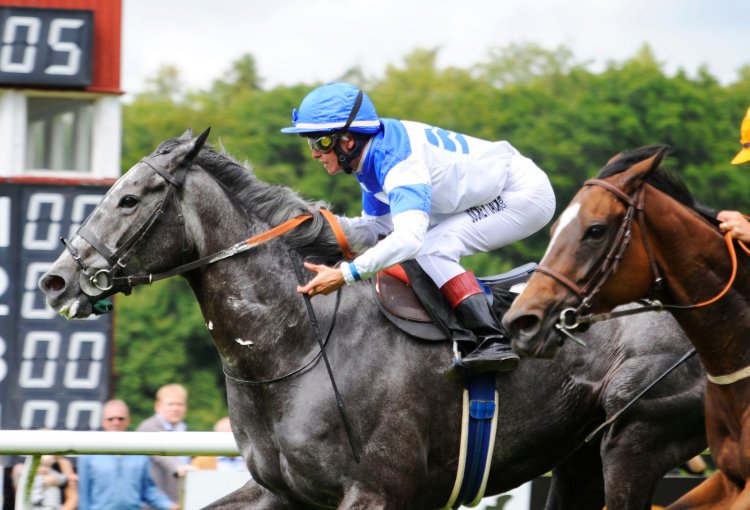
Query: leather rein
63 153 363 459
62 155 353 300
535 178 746 354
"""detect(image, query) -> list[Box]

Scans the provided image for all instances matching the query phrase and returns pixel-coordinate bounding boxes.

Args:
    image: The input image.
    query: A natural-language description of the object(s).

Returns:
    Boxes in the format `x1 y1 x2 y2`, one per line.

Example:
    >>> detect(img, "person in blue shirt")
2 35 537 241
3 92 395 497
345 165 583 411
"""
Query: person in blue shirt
282 82 556 375
77 400 177 510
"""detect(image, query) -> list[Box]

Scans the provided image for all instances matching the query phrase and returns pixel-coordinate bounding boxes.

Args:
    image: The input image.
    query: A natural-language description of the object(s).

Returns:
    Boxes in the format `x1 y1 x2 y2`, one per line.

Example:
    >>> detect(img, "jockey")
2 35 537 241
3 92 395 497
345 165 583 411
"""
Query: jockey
282 82 556 374
718 105 750 242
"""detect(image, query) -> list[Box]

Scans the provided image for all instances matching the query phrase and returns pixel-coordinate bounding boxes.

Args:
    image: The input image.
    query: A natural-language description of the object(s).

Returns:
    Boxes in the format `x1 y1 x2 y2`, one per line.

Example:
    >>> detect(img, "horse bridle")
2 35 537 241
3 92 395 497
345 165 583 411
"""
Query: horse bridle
61 153 342 306
536 177 743 346
534 178 663 343
61 152 191 302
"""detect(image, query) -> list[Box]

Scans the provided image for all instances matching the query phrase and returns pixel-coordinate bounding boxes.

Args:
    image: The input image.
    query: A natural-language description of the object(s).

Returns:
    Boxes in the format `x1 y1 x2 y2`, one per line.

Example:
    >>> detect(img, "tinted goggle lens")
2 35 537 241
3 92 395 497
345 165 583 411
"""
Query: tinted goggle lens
307 134 338 153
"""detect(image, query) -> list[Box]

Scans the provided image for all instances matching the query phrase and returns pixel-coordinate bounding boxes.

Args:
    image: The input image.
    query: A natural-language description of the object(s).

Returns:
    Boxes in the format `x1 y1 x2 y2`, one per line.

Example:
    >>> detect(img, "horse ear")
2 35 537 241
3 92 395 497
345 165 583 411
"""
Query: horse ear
179 128 194 140
618 145 670 192
181 127 211 166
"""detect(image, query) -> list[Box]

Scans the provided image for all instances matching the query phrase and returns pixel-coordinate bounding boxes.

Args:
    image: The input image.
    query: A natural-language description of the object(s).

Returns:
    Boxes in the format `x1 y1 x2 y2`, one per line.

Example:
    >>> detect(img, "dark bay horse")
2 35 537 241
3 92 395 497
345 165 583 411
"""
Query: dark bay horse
503 145 750 509
39 132 706 509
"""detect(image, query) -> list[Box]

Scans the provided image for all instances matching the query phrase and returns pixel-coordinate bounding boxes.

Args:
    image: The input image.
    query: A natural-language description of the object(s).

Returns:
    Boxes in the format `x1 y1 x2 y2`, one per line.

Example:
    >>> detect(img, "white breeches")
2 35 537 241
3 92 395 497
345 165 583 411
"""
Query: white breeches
415 156 555 288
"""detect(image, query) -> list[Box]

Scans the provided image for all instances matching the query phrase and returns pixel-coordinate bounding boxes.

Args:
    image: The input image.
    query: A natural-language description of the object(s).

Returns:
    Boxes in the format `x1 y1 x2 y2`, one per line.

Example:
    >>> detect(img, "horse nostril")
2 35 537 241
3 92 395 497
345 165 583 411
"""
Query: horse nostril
512 314 541 338
41 274 66 293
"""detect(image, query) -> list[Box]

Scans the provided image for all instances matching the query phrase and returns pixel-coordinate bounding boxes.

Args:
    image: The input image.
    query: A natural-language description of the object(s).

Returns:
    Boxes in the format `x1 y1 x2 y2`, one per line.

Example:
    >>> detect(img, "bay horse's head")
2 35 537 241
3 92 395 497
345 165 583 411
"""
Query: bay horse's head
503 145 693 357
38 128 210 319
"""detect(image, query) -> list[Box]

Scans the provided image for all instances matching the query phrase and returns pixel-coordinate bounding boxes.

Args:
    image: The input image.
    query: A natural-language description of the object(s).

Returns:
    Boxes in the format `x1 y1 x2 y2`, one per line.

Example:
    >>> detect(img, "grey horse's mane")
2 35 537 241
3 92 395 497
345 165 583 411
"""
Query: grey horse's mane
161 136 360 263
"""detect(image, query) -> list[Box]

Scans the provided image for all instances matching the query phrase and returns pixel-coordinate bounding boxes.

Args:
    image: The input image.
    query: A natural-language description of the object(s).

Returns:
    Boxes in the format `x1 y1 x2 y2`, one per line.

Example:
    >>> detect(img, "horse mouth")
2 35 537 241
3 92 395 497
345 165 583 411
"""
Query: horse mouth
57 299 93 319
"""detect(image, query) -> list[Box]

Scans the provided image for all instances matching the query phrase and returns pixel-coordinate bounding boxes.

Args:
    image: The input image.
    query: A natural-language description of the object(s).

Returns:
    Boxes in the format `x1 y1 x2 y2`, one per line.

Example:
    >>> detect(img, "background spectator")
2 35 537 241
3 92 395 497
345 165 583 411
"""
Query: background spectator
77 399 177 510
137 384 196 505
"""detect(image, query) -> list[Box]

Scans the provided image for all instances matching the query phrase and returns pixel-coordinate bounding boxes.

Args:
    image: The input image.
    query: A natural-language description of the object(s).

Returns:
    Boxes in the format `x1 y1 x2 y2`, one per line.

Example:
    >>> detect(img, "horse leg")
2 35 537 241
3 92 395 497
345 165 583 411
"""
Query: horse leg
666 471 738 509
202 479 294 510
545 441 605 510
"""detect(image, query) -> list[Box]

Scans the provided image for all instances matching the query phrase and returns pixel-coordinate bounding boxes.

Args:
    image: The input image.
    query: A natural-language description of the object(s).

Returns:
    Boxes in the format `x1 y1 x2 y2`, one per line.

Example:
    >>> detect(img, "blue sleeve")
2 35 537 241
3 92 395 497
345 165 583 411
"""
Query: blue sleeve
361 188 390 217
388 184 431 216
141 461 174 510
77 457 91 510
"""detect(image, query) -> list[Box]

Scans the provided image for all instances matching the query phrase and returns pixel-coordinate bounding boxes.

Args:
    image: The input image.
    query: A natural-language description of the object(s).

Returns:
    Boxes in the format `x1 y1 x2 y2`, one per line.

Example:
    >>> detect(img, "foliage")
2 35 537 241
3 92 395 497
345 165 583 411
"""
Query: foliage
114 45 750 424
113 278 224 430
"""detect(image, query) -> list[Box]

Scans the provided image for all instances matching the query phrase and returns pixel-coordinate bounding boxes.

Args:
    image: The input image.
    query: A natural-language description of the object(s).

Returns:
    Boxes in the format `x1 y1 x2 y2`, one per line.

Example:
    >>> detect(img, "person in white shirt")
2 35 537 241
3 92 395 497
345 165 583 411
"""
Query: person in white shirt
282 83 556 375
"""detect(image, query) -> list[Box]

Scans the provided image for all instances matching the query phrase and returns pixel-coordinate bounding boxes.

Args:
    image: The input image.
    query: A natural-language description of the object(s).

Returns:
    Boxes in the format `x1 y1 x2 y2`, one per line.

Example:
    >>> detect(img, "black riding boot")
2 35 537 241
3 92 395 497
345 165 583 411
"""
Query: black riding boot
453 293 520 373
440 271 520 375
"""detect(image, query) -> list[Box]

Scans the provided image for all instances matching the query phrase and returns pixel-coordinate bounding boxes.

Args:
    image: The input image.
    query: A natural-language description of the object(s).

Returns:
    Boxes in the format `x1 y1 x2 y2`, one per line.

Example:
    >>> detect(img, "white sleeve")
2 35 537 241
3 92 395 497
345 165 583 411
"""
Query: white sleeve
344 210 429 282
336 213 393 253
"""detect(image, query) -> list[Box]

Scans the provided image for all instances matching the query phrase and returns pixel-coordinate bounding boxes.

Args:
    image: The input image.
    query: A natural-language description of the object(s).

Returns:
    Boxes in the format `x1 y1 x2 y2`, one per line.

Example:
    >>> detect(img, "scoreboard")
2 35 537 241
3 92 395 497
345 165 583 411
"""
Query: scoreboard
0 0 122 435
0 6 94 88
0 0 121 94
0 179 113 430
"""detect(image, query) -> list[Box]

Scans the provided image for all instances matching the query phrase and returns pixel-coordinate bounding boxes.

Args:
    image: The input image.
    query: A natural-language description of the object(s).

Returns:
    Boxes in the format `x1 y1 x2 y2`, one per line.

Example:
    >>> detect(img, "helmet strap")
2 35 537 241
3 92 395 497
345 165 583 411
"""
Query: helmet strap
336 133 368 174
341 90 363 131
335 89 366 174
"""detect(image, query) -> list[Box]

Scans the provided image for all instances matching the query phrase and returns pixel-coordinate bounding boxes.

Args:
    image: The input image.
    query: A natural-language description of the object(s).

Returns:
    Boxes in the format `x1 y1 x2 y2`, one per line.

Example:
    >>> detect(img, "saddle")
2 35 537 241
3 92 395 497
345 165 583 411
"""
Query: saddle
372 261 536 341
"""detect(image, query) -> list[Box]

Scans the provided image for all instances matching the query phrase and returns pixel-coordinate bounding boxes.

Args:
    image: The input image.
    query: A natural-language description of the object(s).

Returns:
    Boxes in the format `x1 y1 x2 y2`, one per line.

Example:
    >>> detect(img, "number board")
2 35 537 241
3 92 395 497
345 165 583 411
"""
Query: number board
0 6 93 87
0 181 112 430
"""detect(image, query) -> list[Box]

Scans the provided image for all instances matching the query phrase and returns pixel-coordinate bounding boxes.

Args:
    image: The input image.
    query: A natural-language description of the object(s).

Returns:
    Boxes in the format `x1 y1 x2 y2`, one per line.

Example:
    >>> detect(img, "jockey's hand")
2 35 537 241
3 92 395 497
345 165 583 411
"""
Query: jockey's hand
297 262 345 297
718 210 750 243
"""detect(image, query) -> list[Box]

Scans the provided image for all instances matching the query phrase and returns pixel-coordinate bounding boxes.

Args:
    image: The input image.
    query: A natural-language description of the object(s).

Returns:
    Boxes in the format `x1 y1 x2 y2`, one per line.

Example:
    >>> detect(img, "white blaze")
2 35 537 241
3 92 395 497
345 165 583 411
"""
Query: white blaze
541 202 580 263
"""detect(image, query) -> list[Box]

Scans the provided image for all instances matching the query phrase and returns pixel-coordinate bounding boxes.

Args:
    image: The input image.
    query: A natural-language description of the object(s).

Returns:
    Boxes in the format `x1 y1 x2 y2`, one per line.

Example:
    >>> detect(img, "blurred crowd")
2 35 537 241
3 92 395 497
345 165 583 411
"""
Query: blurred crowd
3 383 247 510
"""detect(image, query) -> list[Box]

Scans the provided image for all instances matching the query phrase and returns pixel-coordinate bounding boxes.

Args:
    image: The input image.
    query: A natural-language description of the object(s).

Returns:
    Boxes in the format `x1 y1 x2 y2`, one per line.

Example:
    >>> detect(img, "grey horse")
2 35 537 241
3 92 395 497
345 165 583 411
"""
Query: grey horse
38 130 705 509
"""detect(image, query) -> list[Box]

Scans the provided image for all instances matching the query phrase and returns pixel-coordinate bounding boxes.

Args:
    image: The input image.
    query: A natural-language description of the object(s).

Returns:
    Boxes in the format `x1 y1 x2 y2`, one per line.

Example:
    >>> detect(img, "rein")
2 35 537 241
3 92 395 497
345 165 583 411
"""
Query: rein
64 151 352 298
221 286 342 386
539 177 750 384
543 179 744 334
66 152 363 457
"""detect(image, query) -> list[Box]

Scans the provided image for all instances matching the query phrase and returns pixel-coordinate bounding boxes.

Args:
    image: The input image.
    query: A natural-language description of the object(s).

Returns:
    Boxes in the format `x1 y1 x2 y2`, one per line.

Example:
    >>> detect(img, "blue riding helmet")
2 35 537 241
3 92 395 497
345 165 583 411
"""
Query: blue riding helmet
281 83 381 135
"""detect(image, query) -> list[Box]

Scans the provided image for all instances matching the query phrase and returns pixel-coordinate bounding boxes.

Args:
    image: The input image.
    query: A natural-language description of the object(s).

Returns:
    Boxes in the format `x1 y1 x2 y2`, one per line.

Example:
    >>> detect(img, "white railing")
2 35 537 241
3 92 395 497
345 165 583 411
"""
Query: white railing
0 431 520 510
0 430 240 510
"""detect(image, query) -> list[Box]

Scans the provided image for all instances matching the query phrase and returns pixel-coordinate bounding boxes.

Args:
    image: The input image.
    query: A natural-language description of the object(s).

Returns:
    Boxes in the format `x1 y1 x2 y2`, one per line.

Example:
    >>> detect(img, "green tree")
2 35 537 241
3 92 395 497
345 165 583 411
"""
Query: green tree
114 278 225 430
116 45 750 422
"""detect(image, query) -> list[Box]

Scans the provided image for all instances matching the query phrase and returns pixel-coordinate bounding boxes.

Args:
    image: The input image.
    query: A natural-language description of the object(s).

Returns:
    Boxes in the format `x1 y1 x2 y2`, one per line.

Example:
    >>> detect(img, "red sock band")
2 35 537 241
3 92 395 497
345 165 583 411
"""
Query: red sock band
440 271 483 309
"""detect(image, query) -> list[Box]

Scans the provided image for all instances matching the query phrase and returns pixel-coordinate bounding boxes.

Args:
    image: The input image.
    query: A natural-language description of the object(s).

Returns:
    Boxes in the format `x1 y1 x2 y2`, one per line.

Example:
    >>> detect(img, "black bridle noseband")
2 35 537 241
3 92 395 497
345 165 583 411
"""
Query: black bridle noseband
61 146 361 460
61 153 190 302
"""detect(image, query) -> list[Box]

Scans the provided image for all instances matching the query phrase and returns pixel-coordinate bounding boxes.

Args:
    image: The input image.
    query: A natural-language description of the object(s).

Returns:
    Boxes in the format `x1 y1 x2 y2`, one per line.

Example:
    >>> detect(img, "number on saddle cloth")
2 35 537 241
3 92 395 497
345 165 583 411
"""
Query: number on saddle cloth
372 260 536 342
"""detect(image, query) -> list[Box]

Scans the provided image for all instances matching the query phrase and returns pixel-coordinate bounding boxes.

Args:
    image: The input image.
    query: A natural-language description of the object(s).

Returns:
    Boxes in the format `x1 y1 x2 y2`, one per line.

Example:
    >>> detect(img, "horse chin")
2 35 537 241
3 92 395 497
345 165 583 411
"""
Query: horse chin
50 295 94 320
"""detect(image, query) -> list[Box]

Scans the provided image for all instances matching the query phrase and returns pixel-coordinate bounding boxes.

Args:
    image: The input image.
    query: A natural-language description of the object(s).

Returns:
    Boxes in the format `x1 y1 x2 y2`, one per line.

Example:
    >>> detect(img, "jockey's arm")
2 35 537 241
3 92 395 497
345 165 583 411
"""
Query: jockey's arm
340 209 428 284
336 213 393 253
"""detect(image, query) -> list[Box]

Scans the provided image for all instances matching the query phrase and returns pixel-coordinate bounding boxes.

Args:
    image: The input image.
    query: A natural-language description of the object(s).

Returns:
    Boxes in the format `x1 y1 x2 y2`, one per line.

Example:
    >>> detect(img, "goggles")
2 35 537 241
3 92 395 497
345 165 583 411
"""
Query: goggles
307 133 339 153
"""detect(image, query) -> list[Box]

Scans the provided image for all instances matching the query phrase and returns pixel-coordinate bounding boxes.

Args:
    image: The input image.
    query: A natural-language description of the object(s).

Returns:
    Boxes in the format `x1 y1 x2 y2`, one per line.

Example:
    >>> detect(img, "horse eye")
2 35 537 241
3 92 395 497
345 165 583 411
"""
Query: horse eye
118 195 140 209
584 224 606 241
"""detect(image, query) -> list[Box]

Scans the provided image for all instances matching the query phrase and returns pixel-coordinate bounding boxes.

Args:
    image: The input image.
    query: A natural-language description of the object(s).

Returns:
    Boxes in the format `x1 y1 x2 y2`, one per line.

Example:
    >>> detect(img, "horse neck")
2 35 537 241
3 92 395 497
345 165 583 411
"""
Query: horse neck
644 188 750 375
180 174 315 379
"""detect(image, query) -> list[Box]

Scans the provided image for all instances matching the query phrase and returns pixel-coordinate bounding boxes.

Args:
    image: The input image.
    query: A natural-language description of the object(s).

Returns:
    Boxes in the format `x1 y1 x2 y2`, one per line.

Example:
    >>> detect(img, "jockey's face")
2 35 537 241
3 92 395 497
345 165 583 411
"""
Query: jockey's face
309 134 357 176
